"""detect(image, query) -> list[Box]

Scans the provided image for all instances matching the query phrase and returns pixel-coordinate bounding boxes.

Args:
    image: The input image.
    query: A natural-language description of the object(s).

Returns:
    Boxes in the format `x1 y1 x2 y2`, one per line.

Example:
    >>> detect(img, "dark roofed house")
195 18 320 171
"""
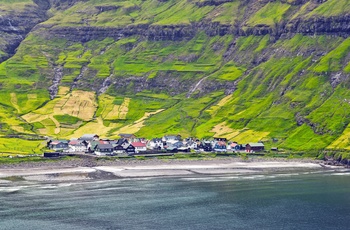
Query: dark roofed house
125 144 136 155
214 137 227 142
148 138 164 150
94 143 114 156
113 143 125 153
163 135 181 141
48 140 69 151
44 152 60 158
119 134 136 142
79 134 99 142
112 139 129 154
88 141 100 153
271 147 278 151
198 141 212 152
171 141 189 152
117 138 129 146
162 135 182 145
245 143 265 152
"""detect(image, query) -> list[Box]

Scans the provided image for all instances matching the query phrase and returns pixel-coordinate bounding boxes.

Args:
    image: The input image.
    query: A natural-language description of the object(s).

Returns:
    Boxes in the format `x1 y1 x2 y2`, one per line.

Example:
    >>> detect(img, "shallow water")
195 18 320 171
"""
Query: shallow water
1 170 350 230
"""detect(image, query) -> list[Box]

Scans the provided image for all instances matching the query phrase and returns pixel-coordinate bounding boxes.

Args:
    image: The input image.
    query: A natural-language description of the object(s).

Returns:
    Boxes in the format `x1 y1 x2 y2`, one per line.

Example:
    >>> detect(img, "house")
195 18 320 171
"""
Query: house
112 139 129 154
198 141 213 152
186 140 198 150
79 134 99 142
214 137 227 142
271 147 278 151
112 138 129 147
94 143 114 156
132 142 147 153
119 134 136 142
113 143 125 154
162 135 181 145
171 141 190 152
48 140 69 151
87 141 100 153
68 140 87 152
213 141 227 152
245 143 265 152
227 142 240 152
166 146 178 153
148 138 164 150
44 152 60 158
125 144 136 155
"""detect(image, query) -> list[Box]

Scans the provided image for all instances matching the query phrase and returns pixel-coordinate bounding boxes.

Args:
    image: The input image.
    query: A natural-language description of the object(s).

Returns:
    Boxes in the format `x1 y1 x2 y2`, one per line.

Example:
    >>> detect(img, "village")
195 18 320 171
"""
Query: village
47 134 269 157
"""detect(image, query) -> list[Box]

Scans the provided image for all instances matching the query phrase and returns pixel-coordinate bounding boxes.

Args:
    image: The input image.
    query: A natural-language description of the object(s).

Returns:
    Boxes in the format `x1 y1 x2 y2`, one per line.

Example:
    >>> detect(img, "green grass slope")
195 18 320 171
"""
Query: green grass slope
0 0 350 153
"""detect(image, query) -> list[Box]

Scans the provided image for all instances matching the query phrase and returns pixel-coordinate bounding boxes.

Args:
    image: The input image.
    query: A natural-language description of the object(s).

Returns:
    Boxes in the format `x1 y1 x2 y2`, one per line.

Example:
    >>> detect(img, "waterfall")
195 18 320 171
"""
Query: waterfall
8 19 18 31
186 76 208 98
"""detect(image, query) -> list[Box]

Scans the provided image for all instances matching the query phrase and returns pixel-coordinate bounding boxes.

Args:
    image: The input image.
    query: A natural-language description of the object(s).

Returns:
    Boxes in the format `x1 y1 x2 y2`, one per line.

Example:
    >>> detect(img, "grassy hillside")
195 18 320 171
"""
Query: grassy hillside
0 0 350 154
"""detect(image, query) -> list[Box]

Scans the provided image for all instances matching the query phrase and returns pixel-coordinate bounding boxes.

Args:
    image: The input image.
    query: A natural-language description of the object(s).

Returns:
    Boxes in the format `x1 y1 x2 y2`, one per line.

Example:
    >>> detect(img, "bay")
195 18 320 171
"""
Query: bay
1 170 350 230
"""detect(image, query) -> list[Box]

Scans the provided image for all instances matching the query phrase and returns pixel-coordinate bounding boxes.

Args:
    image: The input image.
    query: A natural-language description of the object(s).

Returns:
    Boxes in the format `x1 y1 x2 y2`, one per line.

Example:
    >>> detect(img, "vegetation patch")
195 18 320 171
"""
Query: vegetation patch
53 115 82 125
0 138 44 155
246 2 291 26
308 0 350 17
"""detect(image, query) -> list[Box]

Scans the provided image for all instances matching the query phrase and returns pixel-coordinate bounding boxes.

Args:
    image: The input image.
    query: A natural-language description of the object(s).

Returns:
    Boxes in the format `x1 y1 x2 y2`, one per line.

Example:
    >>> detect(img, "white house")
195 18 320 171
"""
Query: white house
131 142 147 153
184 140 198 150
68 140 87 153
148 138 164 150
79 134 99 142
162 135 181 145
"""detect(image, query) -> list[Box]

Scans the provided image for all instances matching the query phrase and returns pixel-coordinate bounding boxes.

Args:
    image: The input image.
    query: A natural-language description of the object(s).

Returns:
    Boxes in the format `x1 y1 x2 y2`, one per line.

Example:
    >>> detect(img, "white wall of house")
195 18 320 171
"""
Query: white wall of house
69 145 87 152
148 141 164 149
135 146 147 153
95 151 106 156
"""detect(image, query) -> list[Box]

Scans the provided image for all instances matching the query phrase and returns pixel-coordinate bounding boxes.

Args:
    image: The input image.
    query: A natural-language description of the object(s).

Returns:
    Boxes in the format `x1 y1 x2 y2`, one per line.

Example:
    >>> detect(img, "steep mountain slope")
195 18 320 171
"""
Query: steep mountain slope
1 0 350 153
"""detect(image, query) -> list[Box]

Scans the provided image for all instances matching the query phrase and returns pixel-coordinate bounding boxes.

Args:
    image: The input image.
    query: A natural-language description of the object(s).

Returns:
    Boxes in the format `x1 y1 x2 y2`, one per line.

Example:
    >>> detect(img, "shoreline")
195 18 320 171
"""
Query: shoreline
0 157 346 182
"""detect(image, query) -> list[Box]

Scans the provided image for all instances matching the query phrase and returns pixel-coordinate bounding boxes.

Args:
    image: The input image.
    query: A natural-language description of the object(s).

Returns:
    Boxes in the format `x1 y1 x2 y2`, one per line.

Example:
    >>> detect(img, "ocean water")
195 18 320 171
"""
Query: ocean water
1 171 350 230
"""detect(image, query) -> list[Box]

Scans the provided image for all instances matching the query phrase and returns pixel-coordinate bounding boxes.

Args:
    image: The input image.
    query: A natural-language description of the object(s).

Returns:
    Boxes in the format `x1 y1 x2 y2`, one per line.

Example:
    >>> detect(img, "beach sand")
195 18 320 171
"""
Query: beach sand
0 158 340 182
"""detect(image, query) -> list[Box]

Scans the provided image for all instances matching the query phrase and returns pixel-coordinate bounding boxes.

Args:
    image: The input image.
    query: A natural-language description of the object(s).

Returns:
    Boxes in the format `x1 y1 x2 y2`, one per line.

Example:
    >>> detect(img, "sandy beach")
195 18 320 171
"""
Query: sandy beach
0 157 343 182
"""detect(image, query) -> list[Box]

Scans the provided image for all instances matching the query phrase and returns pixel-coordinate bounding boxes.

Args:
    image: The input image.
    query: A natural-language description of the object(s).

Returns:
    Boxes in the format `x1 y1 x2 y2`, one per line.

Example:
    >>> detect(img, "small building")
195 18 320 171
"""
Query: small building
125 144 136 155
79 134 99 142
111 139 129 155
132 142 147 153
87 141 100 153
148 138 164 150
186 140 198 150
112 138 129 147
213 141 227 152
214 137 227 142
44 152 60 158
271 147 278 151
48 140 69 151
198 141 213 152
162 135 182 145
227 142 241 152
113 144 125 154
94 144 114 156
170 141 190 152
119 134 136 142
166 146 178 153
245 143 265 152
68 140 87 152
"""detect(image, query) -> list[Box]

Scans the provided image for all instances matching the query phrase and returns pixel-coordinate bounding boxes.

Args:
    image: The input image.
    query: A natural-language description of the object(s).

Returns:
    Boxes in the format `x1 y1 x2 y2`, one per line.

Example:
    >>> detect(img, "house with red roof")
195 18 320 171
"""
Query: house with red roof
68 140 87 152
213 141 227 152
131 142 147 153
